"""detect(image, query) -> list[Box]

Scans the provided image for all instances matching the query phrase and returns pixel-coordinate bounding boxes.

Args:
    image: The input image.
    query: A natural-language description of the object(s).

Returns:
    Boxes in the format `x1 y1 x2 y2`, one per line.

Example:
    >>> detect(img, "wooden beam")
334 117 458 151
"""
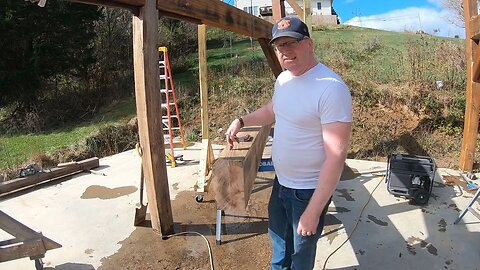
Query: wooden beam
0 158 99 197
132 0 173 235
272 0 286 21
0 238 46 262
198 24 209 139
303 0 312 35
460 0 480 171
285 0 304 16
196 24 214 194
473 41 480 82
157 0 272 39
0 210 62 262
258 38 283 77
470 15 480 40
69 0 140 14
211 125 272 210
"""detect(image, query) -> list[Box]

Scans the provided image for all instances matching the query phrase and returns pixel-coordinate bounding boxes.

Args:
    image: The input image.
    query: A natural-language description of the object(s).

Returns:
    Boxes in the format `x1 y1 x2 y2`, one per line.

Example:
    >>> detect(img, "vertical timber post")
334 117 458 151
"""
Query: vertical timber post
272 0 285 21
303 0 312 35
132 0 173 235
460 0 480 171
197 24 214 194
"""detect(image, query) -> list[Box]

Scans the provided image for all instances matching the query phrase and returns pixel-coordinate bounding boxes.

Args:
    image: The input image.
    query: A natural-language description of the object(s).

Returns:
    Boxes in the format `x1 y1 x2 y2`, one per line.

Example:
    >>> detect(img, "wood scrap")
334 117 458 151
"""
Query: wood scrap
0 157 100 197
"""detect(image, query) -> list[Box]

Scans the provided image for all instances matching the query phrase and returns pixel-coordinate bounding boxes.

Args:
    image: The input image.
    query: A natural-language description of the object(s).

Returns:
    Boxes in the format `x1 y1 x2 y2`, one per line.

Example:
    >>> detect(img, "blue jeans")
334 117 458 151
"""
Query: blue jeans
268 178 330 270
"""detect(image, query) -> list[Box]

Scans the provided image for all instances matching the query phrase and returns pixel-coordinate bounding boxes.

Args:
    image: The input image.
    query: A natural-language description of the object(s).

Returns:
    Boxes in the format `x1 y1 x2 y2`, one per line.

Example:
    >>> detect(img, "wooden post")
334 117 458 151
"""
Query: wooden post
303 0 312 35
132 0 173 235
258 38 283 77
197 24 214 194
460 0 480 171
272 0 285 21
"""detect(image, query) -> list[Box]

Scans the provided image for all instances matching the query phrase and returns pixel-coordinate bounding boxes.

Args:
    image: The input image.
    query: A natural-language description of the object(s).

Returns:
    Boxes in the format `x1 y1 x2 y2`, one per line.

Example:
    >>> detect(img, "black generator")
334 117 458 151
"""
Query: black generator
386 153 436 205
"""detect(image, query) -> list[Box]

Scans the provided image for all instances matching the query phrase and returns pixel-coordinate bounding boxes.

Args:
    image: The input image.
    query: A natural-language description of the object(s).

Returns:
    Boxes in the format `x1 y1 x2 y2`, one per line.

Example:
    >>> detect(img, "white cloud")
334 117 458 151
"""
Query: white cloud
344 7 465 38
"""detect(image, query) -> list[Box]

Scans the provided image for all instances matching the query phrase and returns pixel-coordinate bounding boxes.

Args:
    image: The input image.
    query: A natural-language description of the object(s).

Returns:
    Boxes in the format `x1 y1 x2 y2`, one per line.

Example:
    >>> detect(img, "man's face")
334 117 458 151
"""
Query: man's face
272 36 313 76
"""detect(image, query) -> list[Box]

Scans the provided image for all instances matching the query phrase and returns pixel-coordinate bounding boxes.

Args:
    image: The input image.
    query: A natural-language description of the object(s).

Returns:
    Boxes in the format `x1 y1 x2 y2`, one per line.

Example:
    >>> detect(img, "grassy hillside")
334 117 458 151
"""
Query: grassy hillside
0 25 469 178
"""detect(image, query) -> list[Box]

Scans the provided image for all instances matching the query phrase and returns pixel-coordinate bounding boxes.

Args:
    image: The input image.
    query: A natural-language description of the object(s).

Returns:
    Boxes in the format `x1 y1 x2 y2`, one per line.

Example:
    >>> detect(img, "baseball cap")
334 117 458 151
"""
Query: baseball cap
270 16 310 44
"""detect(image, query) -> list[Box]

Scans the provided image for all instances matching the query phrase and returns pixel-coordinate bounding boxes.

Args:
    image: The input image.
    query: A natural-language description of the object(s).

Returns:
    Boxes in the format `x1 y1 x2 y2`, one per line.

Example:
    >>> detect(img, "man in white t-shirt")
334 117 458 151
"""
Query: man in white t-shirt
226 16 352 270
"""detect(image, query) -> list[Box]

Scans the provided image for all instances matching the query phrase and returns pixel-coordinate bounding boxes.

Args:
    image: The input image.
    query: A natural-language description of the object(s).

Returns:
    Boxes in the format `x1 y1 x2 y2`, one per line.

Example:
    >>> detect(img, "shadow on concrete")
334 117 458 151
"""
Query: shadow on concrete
44 262 95 270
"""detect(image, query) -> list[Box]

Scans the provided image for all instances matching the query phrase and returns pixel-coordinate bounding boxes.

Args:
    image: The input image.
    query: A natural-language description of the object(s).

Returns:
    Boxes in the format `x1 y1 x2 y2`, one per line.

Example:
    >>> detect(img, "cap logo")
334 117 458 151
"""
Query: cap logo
277 19 291 30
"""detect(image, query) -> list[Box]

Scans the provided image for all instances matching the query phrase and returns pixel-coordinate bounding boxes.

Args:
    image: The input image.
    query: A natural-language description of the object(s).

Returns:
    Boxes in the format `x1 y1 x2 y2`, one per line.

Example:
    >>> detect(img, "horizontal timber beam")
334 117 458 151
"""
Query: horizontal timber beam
66 0 273 39
156 0 272 39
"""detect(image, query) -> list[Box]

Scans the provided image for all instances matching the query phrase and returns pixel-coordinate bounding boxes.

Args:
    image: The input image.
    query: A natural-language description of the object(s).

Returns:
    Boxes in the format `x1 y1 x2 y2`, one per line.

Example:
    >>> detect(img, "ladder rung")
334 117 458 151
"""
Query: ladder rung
159 75 170 80
160 89 173 93
161 103 176 107
163 127 180 131
162 115 178 119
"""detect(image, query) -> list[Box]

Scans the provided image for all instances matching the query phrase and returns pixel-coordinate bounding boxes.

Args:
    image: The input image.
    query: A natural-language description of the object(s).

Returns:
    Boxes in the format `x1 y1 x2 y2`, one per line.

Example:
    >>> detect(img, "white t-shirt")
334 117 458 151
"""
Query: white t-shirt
272 63 352 189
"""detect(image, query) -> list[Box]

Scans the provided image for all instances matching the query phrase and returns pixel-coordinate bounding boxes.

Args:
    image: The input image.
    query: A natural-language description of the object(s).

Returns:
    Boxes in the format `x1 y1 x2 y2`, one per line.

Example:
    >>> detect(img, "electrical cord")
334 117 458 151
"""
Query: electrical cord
322 175 384 270
163 231 215 270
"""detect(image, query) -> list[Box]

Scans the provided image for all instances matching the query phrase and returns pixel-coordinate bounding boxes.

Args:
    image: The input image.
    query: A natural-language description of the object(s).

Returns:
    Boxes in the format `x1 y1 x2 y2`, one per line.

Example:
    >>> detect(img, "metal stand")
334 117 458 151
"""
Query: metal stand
454 187 480 224
215 209 223 245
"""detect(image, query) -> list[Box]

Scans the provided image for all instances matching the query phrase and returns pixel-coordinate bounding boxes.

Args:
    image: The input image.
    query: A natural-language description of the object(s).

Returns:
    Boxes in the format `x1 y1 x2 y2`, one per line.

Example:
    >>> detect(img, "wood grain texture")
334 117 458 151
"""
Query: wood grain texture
133 0 173 235
211 125 272 210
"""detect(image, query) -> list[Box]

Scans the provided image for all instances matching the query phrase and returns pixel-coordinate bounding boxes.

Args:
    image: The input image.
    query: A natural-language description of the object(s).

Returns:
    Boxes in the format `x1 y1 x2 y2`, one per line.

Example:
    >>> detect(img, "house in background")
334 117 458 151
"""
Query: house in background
235 0 339 25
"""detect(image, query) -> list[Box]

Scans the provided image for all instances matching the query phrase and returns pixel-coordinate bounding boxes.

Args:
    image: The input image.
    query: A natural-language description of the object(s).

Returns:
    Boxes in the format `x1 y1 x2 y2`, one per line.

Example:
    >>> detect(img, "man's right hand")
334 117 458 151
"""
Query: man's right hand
225 118 242 150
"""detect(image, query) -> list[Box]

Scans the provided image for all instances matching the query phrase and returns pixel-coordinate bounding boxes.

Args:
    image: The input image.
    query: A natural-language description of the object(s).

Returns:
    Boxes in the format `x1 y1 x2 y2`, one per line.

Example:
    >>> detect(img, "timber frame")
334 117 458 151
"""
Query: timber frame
51 0 282 235
460 0 480 171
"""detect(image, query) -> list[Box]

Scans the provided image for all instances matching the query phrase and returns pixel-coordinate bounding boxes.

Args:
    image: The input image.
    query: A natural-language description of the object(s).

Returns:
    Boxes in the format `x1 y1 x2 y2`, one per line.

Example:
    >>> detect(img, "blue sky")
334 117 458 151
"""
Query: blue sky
335 0 465 38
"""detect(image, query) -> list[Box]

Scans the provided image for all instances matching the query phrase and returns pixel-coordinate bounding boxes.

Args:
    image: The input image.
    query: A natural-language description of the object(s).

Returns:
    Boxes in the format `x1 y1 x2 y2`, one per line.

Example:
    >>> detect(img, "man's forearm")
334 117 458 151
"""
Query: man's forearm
241 102 275 127
305 158 345 218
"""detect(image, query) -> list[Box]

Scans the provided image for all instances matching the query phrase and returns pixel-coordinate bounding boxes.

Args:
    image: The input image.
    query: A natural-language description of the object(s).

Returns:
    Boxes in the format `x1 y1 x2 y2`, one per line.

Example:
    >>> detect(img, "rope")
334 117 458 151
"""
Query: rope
163 231 215 270
322 175 384 270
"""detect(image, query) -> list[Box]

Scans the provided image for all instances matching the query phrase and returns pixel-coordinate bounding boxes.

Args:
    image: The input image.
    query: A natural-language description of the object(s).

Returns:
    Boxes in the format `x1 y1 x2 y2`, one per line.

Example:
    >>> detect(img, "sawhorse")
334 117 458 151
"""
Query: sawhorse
215 158 274 244
454 187 480 224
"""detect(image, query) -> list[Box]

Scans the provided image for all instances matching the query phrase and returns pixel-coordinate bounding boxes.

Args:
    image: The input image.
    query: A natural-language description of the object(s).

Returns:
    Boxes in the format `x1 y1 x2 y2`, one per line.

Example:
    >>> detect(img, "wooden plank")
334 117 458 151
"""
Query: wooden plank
157 0 272 39
258 38 283 78
272 0 286 21
0 210 62 252
211 125 272 210
0 158 99 197
285 0 304 16
133 0 173 235
470 15 480 40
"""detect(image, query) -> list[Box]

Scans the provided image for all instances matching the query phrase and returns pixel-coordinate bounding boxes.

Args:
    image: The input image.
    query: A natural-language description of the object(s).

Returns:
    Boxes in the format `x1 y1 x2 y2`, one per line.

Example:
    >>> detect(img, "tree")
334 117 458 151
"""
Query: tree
0 0 101 116
442 0 465 28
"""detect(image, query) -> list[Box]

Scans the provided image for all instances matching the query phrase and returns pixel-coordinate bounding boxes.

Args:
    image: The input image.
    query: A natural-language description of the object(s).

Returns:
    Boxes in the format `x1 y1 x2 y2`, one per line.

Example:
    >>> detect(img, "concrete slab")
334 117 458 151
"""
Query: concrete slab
1 144 479 270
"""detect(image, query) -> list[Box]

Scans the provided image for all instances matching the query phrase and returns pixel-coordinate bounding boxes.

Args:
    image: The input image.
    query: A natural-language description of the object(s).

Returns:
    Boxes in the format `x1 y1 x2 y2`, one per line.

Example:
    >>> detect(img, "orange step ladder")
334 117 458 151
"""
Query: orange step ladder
158 46 187 167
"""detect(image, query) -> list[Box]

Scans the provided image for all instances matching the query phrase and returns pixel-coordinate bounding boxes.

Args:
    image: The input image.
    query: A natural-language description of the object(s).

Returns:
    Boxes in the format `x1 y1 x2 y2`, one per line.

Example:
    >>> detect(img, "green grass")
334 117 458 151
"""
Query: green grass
0 98 137 170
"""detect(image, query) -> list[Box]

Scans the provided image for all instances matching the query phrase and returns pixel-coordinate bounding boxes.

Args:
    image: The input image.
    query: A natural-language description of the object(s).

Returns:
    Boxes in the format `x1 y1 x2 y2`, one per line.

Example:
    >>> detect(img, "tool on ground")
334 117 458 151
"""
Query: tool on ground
158 46 187 167
134 166 148 226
